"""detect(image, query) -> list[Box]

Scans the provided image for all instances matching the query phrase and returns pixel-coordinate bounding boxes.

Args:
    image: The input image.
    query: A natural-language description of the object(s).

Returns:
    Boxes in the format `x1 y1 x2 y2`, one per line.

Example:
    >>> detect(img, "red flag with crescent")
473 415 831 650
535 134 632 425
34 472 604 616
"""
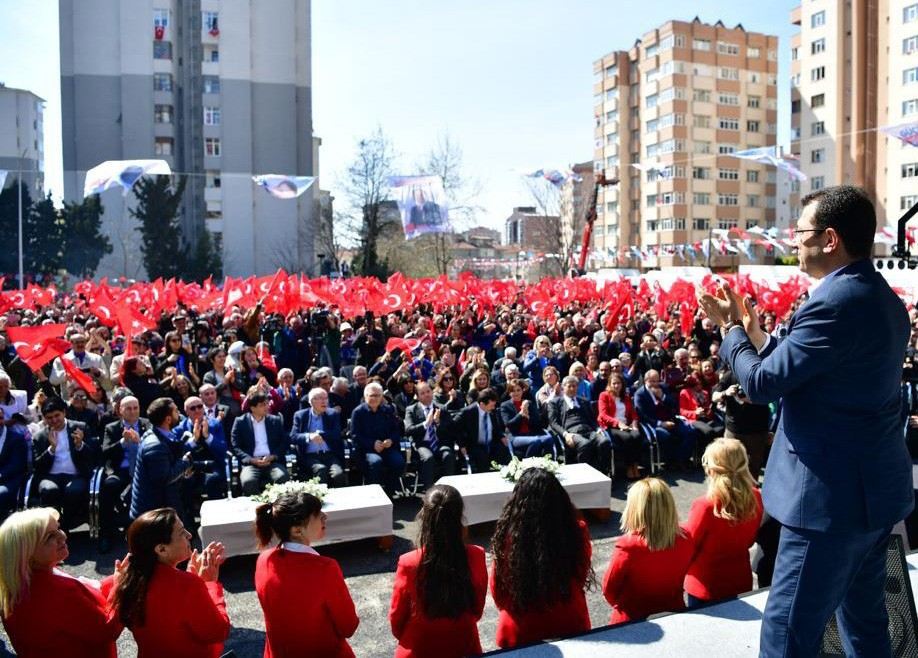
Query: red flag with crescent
6 324 71 371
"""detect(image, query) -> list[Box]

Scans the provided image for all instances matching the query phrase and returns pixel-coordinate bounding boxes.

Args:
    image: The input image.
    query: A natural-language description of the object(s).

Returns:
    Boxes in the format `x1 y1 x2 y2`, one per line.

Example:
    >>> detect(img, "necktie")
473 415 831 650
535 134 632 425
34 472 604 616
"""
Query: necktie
480 411 490 445
425 407 439 451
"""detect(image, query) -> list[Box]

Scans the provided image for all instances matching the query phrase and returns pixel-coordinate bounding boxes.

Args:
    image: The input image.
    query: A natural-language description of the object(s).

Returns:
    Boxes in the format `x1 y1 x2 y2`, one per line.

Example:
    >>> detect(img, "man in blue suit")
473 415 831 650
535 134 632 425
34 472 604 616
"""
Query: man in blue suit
0 408 28 520
701 186 912 657
175 395 227 500
291 387 346 487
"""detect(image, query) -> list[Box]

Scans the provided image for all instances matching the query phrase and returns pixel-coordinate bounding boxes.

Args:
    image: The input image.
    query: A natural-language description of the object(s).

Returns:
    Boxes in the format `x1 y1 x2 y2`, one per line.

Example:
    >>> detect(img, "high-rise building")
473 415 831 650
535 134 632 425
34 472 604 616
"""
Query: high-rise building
593 18 779 270
0 84 44 195
559 161 595 270
59 0 315 279
789 1 918 229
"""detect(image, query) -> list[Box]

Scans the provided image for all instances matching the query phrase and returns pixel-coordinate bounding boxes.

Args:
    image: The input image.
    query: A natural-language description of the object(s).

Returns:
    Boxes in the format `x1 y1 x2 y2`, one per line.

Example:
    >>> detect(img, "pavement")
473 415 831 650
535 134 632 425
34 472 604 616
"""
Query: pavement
0 470 709 658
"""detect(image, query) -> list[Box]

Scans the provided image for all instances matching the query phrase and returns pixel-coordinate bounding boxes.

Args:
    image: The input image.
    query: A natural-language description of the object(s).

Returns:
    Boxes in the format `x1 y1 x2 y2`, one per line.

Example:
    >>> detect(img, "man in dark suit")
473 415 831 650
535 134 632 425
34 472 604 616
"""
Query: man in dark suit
548 376 611 474
350 382 405 495
703 186 913 657
404 381 456 488
631 333 668 384
174 395 228 501
291 387 346 487
633 369 697 465
0 407 28 520
32 397 95 530
451 388 508 473
231 391 289 495
99 395 150 552
199 383 232 439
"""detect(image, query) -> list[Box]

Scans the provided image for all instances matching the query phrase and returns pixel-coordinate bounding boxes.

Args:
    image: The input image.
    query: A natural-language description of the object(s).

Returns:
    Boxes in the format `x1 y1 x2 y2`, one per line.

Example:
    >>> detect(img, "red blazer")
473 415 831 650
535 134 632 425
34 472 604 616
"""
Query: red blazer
684 488 764 601
602 530 695 624
104 563 229 658
255 545 359 658
597 392 637 429
389 545 488 658
3 569 121 658
491 519 592 648
678 388 712 421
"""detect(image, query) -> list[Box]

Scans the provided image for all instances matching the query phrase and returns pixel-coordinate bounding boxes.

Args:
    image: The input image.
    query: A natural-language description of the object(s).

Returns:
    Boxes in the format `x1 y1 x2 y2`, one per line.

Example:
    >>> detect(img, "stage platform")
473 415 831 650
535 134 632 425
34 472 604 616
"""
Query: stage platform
486 553 918 657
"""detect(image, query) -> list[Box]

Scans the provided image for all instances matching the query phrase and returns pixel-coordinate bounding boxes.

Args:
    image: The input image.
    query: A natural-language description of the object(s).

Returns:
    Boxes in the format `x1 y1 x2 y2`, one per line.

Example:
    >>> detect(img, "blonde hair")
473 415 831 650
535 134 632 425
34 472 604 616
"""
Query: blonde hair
0 508 59 618
703 438 758 522
620 478 682 551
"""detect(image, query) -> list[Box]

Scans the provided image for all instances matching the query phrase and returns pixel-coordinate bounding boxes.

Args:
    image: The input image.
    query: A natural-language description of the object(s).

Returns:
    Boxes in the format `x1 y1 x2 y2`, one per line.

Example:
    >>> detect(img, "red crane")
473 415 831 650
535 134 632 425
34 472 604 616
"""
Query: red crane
574 173 620 275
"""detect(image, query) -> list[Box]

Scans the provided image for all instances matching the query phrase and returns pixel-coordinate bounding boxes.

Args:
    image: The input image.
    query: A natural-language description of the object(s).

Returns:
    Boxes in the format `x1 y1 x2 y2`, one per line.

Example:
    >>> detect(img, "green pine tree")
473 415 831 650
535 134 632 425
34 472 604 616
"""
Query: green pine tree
60 196 113 278
0 181 33 276
25 193 66 275
183 226 223 282
131 176 188 279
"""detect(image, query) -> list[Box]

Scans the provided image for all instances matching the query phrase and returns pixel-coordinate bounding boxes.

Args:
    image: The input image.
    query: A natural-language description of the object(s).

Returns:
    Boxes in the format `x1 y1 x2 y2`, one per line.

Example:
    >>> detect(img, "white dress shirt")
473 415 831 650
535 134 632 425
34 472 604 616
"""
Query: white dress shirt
252 416 270 458
49 427 79 475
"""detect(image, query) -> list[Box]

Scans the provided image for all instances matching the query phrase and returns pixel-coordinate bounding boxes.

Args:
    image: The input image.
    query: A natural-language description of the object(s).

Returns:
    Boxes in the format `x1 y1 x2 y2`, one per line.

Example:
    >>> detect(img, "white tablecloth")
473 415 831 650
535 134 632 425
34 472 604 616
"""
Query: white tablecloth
199 484 393 557
436 463 610 525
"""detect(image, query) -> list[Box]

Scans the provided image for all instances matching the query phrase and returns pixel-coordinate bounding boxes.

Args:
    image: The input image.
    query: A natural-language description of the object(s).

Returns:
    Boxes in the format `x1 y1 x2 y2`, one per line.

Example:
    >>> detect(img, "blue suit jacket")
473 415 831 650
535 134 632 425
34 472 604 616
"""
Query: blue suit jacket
290 408 344 462
0 428 28 493
130 427 187 520
721 259 912 532
230 413 289 465
633 385 678 427
174 416 227 470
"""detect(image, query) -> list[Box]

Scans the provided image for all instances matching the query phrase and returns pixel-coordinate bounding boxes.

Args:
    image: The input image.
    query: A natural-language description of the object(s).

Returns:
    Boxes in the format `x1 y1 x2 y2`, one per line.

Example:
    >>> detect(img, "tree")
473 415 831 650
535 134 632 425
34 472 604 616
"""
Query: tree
184 226 223 282
0 180 32 276
524 178 567 277
25 193 66 275
60 196 112 278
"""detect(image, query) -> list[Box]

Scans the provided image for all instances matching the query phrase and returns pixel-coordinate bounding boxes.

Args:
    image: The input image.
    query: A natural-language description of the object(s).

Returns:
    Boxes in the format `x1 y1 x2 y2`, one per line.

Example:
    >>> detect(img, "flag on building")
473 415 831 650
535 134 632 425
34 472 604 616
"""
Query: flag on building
83 159 172 197
388 175 452 240
252 175 315 199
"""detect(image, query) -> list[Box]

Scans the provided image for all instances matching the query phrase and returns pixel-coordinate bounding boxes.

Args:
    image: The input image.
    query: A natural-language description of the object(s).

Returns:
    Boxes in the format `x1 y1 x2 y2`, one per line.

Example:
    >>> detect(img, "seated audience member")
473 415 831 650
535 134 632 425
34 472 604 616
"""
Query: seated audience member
633 369 696 466
684 438 763 607
291 387 346 488
255 491 359 657
602 478 694 624
107 508 230 658
404 382 456 490
0 373 28 426
499 380 555 459
231 391 290 496
390 485 487 658
66 388 101 440
490 468 593 648
0 409 27 521
49 333 110 399
271 368 300 432
350 382 406 495
590 361 612 403
328 377 352 417
175 395 228 500
31 397 94 530
535 365 562 411
121 356 164 419
198 383 232 438
99 396 150 552
569 362 592 400
432 370 464 414
678 375 722 448
0 508 123 657
453 388 509 472
547 376 612 474
597 373 643 480
522 335 553 387
712 366 771 479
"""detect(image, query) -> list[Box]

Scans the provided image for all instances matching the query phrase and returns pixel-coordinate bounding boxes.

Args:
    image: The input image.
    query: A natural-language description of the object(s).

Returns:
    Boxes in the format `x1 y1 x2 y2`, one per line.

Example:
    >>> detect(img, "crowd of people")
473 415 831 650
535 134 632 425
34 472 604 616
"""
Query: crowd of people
0 266 914 656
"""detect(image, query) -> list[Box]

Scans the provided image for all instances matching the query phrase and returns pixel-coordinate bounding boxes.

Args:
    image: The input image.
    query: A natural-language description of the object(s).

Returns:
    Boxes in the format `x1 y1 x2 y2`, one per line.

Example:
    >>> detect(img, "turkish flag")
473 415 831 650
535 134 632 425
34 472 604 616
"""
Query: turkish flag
6 324 71 371
89 288 119 327
61 358 99 398
154 25 165 40
385 337 420 356
256 343 277 373
115 304 156 342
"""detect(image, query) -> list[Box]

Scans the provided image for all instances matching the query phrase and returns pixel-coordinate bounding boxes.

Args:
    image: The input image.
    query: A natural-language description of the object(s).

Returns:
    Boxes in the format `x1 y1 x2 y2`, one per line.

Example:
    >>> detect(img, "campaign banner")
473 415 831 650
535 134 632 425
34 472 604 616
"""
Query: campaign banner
388 175 452 240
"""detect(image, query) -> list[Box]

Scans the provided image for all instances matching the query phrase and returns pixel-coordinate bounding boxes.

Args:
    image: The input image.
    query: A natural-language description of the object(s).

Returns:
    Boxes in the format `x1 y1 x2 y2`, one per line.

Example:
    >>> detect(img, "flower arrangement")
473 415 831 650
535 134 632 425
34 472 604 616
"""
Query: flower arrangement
251 478 330 504
492 455 561 483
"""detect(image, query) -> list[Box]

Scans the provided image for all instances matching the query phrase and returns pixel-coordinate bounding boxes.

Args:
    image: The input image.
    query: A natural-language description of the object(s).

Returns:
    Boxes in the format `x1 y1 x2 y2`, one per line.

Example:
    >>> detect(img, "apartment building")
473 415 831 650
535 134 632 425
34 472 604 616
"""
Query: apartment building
593 18 779 270
559 161 595 271
790 1 918 229
60 0 316 279
0 84 44 195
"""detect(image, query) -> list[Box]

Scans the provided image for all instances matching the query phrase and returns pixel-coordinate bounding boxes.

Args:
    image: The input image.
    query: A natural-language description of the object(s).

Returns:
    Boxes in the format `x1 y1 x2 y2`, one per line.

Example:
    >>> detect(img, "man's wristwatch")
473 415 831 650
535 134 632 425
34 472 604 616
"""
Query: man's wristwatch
721 321 740 336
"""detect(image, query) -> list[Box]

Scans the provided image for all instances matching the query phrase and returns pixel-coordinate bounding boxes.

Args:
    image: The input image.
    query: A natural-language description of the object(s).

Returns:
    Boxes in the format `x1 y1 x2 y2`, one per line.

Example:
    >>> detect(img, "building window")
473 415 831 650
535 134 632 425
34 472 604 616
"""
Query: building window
718 92 739 106
646 220 659 232
902 195 918 210
811 66 826 82
748 95 761 109
604 64 618 77
203 76 221 94
791 99 801 114
904 98 918 116
718 219 739 230
747 170 760 183
792 47 799 61
906 68 918 84
811 38 826 54
693 218 709 230
718 67 739 81
717 41 740 55
153 8 169 28
905 36 918 54
719 194 739 206
203 106 221 125
907 4 918 22
747 195 759 208
203 11 219 33
693 192 711 205
204 47 219 63
694 141 711 154
692 167 710 180
812 10 826 28
646 195 657 208
812 93 825 107
154 104 173 123
693 115 711 128
903 163 918 178
811 148 825 163
747 120 760 132
811 176 824 191
693 89 711 103
605 89 616 101
605 110 618 122
153 73 173 91
811 121 825 136
645 94 658 109
606 201 619 213
205 137 221 157
153 40 172 59
154 137 173 155
748 47 761 59
206 170 221 188
718 144 737 155
718 169 739 181
693 38 711 51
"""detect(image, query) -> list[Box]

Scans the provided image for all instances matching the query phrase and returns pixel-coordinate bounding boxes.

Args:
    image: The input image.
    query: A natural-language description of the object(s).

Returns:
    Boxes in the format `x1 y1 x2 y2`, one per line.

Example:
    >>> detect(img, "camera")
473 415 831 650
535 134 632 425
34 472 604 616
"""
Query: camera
735 385 747 398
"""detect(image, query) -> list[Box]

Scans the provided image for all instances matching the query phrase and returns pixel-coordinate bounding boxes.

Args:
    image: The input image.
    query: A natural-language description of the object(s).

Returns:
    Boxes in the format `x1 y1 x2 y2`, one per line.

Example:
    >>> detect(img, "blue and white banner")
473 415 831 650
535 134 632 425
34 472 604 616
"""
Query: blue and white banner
388 175 452 240
0 170 6 190
522 168 582 187
83 159 171 197
252 174 316 199
733 147 807 181
879 120 918 147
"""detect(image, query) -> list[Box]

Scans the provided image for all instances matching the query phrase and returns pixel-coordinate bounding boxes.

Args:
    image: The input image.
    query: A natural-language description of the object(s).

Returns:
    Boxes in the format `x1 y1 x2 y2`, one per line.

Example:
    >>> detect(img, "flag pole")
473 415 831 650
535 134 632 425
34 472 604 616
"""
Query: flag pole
17 149 25 290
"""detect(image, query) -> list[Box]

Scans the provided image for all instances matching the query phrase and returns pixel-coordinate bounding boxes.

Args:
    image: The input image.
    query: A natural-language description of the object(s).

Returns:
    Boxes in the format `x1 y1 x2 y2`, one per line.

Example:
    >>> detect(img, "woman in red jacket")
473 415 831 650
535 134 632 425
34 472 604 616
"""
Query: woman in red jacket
597 373 643 479
684 438 763 607
490 468 594 648
0 507 123 658
108 508 230 658
255 490 359 658
389 484 487 658
602 478 694 624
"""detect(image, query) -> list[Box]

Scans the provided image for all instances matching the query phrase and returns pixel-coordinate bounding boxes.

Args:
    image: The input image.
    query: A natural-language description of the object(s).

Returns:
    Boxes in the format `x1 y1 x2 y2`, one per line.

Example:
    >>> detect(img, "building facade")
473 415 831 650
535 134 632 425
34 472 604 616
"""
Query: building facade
559 161 596 271
60 0 315 279
0 84 44 195
789 0 918 230
593 18 779 270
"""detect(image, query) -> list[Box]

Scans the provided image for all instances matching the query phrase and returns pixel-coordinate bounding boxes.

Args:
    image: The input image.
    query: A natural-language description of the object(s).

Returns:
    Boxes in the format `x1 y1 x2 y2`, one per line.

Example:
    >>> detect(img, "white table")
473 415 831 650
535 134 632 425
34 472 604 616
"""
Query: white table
199 484 394 558
436 463 611 525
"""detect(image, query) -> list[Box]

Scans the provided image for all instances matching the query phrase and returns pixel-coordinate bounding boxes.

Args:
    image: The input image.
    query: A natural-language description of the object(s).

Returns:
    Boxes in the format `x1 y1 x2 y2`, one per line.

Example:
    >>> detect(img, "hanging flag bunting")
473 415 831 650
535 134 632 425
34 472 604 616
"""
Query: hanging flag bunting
388 175 452 240
521 168 582 187
879 119 918 147
732 146 808 182
83 159 172 197
631 162 671 179
252 175 315 199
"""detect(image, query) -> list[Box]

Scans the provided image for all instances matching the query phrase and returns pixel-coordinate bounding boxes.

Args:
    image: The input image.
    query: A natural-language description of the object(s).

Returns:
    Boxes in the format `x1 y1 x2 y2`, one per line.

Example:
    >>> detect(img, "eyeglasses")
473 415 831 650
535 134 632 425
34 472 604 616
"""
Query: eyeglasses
792 227 825 241
188 404 204 411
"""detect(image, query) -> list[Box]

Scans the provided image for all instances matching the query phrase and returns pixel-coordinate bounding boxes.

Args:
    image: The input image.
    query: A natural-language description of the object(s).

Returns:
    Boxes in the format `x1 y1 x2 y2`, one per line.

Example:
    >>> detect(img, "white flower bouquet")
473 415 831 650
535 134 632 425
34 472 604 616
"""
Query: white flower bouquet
492 455 561 483
251 477 330 504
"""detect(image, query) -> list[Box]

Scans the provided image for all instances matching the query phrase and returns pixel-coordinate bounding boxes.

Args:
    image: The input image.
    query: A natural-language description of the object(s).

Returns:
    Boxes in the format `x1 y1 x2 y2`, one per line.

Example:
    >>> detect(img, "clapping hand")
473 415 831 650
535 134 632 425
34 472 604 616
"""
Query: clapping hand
123 427 140 443
72 428 84 450
113 553 131 585
697 283 742 327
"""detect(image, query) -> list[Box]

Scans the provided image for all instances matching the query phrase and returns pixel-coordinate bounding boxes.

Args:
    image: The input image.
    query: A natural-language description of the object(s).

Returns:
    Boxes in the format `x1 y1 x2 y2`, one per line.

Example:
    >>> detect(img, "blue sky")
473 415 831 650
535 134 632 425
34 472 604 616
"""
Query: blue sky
0 0 797 232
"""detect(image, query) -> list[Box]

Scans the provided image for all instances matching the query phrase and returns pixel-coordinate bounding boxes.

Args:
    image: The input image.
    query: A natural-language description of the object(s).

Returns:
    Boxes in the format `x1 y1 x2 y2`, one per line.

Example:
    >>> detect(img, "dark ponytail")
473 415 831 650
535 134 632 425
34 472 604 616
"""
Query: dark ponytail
254 491 322 549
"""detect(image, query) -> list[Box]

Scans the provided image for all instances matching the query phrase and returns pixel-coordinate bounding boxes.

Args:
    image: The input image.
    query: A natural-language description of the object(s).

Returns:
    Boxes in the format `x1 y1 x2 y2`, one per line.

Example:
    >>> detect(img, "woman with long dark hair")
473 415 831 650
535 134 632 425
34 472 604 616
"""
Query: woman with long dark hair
155 331 201 388
490 468 594 648
108 508 230 658
389 485 487 658
254 491 359 658
120 355 164 416
597 372 643 480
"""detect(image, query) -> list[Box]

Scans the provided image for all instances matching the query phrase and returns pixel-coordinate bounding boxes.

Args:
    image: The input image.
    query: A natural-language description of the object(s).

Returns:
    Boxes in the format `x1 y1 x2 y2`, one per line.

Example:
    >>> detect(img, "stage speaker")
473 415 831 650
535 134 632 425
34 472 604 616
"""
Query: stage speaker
821 535 918 657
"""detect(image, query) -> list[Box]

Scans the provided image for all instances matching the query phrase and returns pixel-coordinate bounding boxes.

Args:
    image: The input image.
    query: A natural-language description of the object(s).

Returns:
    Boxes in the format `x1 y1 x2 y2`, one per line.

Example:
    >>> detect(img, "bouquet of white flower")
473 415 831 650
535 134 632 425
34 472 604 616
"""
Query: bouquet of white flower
492 455 561 483
251 477 330 504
